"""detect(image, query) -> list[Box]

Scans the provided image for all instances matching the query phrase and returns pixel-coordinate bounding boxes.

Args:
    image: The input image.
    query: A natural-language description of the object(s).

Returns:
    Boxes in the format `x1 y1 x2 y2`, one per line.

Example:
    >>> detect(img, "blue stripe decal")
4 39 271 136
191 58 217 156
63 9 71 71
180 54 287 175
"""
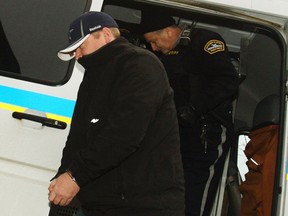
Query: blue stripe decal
0 85 75 118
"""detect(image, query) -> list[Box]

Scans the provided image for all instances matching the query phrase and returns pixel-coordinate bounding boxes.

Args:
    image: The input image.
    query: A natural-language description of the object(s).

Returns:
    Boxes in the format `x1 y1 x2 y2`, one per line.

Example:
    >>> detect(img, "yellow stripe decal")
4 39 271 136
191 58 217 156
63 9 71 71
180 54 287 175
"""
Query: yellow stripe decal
0 102 71 124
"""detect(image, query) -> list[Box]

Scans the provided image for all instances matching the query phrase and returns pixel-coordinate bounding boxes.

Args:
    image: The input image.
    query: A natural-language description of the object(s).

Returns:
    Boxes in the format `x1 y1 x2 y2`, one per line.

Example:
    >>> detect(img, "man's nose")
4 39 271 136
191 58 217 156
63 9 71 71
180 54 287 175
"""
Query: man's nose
75 49 82 60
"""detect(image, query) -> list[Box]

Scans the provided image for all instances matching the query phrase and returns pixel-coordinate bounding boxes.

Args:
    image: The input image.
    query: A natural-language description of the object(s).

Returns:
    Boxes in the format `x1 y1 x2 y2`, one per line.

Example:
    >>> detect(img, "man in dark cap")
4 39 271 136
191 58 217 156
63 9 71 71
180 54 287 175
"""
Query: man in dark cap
48 11 185 216
141 12 239 216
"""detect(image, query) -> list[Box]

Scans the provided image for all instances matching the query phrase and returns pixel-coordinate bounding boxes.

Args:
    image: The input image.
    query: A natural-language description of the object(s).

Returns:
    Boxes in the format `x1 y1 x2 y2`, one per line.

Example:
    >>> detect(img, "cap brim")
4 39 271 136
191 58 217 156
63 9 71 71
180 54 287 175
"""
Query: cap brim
57 34 90 61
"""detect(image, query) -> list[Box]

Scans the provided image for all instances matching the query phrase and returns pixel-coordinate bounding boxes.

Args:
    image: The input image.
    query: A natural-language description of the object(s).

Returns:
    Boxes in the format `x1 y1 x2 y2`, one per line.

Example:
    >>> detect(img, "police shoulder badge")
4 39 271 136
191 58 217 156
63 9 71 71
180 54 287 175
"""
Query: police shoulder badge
204 39 225 54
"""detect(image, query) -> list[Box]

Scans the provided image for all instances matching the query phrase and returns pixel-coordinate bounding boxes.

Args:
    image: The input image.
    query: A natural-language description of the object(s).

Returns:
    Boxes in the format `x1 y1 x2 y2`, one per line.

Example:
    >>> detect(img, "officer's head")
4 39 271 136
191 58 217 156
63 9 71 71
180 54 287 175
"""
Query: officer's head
140 11 181 54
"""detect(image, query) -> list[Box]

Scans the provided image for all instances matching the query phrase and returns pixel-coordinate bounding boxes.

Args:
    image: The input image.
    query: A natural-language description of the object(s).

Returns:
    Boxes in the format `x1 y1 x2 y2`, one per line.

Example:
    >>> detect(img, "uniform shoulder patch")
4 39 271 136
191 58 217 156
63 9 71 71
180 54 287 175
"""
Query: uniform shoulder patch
204 39 225 54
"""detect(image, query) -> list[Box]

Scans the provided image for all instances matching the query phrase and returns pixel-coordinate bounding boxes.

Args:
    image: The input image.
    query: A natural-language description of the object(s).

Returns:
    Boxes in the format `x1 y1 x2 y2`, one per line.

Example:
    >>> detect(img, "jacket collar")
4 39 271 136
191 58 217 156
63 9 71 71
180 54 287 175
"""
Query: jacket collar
77 37 128 70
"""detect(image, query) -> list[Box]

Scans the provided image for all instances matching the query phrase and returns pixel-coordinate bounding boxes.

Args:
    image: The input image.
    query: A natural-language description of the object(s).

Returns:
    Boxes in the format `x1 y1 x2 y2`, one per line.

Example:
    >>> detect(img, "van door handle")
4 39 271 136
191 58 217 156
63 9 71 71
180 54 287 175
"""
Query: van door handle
12 111 67 130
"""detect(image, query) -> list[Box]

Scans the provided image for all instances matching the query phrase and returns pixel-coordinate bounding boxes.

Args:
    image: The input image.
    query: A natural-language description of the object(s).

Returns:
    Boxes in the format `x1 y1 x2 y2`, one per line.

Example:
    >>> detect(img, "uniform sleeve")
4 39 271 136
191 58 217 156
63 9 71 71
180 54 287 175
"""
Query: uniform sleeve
69 53 169 187
188 31 239 114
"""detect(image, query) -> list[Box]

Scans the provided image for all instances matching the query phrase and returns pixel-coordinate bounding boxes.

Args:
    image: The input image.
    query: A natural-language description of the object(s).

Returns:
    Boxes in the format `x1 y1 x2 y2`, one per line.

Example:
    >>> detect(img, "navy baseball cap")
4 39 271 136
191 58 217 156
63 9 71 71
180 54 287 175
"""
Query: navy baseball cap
58 11 118 61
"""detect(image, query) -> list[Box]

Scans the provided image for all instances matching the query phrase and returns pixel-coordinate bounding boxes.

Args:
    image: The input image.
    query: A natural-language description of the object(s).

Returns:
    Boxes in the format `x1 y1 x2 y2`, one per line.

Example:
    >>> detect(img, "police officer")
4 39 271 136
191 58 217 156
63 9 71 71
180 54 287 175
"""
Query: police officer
140 12 239 216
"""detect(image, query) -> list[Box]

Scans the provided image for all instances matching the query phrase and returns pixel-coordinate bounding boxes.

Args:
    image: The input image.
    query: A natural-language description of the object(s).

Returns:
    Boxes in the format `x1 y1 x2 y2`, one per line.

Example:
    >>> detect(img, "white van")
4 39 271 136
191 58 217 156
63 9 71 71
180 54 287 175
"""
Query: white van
0 0 287 215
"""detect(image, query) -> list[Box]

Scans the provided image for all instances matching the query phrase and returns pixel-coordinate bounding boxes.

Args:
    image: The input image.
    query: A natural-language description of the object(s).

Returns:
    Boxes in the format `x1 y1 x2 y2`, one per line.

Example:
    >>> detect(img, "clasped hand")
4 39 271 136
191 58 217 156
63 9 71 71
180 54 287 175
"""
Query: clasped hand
48 172 80 206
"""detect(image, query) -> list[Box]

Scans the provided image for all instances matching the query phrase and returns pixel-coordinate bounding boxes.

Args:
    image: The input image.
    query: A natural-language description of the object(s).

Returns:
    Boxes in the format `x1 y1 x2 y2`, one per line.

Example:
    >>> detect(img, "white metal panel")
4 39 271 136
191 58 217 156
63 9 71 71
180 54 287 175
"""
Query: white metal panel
277 95 288 216
202 0 288 17
0 0 104 215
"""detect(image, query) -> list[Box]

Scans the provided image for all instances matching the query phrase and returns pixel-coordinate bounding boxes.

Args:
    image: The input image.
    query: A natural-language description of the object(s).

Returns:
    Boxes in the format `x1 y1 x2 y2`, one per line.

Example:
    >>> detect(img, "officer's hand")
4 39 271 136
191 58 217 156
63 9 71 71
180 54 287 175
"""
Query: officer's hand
177 106 198 127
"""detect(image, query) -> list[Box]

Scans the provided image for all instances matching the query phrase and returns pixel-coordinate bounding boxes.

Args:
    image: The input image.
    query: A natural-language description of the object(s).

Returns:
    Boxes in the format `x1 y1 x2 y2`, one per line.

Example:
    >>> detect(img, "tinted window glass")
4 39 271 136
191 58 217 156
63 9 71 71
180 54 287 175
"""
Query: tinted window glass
0 0 90 85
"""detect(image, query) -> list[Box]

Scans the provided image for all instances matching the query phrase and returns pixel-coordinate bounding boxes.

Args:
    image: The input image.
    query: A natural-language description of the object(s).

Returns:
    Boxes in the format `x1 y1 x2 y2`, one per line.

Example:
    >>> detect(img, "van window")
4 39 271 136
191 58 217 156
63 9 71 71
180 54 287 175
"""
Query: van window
0 0 90 85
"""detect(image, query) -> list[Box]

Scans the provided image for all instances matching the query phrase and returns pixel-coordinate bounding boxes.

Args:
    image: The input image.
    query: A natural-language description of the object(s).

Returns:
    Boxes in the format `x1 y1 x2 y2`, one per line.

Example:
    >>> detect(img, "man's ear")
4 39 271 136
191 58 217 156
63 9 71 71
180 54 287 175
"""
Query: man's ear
102 27 113 42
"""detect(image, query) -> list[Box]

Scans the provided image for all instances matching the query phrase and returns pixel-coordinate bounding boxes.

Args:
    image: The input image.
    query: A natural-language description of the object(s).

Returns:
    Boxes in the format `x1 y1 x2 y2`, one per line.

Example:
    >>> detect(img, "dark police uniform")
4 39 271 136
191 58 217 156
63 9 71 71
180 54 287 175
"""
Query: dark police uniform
159 27 239 216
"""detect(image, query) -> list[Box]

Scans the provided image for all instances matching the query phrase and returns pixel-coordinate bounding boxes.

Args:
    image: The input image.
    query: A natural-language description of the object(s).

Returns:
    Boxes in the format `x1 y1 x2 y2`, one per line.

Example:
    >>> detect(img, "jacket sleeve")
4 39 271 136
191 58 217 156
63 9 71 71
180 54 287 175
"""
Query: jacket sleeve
69 53 170 187
187 30 239 115
52 83 88 180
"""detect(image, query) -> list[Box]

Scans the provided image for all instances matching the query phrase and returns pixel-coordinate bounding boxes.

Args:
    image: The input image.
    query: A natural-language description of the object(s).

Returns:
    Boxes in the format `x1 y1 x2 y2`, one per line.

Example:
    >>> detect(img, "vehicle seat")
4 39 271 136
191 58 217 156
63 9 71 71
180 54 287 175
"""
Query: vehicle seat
239 94 279 216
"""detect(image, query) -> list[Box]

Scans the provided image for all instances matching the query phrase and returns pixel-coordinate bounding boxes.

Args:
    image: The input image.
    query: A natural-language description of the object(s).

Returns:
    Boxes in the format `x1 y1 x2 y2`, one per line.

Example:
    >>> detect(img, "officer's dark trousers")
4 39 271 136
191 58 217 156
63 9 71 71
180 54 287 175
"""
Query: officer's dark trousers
180 119 232 216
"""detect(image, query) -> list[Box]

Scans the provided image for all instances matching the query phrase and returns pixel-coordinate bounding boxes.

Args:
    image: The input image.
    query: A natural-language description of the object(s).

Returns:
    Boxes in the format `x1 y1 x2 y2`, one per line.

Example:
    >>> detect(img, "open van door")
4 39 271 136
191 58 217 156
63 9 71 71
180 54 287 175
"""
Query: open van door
0 0 103 215
100 0 288 215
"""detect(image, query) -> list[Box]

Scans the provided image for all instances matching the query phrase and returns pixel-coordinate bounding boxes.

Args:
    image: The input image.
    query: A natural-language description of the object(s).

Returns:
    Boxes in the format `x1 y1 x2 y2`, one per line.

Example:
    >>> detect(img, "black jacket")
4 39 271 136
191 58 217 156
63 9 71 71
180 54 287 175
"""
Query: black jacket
161 28 239 127
56 37 185 214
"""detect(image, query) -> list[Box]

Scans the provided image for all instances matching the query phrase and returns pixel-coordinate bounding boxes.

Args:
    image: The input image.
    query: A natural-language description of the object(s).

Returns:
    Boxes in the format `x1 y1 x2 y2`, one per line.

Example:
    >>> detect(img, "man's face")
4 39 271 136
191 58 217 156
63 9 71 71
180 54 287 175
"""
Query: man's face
144 29 173 54
75 30 107 60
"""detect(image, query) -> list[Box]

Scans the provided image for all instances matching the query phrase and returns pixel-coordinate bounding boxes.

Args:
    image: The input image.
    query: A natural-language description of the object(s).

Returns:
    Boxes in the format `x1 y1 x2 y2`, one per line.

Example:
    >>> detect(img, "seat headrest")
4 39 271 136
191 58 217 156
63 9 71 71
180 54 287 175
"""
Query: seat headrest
253 94 280 129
